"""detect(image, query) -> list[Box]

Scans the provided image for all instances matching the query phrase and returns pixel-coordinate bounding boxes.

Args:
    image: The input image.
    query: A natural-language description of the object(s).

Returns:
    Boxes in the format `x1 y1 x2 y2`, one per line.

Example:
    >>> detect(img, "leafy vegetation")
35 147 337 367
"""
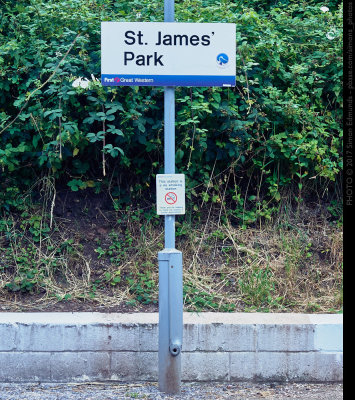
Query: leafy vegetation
0 0 343 312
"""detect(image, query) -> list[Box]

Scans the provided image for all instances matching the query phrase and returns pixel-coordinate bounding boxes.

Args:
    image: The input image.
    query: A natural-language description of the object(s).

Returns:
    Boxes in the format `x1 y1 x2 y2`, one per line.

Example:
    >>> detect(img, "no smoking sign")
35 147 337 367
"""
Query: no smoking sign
156 174 185 215
165 192 178 205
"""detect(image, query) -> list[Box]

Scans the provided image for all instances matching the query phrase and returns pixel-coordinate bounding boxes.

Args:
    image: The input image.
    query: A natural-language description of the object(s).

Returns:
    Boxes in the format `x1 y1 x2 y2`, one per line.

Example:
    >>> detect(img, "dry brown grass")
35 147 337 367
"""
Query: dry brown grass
0 198 343 313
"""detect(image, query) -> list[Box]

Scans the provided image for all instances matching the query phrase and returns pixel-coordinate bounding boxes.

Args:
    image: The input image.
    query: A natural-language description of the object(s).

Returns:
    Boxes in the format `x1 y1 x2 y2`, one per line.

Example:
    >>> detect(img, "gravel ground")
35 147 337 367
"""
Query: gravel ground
0 382 343 400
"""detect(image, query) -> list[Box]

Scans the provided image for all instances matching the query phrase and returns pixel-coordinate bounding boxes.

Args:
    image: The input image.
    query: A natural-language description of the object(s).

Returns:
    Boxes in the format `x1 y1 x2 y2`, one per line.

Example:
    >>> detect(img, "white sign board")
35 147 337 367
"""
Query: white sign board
101 22 236 87
156 174 185 215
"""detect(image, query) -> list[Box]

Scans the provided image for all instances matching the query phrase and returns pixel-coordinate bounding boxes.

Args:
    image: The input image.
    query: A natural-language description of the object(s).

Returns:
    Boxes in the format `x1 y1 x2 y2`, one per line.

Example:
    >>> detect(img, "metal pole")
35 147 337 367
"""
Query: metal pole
158 0 183 394
164 87 175 248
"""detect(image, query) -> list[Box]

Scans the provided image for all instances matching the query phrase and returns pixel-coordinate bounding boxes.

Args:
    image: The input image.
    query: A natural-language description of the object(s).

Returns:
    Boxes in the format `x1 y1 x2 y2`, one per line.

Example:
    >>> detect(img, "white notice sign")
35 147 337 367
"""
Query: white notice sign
101 22 236 87
156 174 185 215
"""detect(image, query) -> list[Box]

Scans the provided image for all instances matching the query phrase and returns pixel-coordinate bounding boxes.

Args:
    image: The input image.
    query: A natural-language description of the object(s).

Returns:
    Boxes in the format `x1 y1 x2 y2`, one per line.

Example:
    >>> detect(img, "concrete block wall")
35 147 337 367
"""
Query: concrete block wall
0 312 343 383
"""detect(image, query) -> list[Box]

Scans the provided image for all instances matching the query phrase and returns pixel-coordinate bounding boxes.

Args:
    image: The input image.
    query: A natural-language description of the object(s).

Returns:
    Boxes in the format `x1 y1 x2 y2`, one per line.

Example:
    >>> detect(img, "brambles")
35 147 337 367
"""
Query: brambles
0 0 342 220
127 268 157 305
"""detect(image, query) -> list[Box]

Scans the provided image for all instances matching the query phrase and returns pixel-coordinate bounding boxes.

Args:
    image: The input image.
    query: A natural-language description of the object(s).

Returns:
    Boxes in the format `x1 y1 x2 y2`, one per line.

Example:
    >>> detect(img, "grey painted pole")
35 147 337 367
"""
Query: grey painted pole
158 0 183 394
164 87 175 248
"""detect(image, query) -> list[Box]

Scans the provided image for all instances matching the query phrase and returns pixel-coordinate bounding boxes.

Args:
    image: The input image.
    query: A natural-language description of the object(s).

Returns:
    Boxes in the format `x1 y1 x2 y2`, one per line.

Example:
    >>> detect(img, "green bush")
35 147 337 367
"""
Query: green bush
0 0 343 221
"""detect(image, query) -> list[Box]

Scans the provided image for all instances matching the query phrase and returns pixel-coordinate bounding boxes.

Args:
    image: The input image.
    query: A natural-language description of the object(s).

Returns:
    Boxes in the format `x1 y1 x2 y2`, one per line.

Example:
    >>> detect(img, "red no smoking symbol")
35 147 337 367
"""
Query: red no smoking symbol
165 192 178 205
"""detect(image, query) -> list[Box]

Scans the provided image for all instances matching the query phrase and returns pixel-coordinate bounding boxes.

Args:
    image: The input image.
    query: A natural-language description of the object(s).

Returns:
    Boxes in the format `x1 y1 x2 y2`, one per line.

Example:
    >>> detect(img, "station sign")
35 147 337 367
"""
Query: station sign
101 22 236 87
156 174 185 215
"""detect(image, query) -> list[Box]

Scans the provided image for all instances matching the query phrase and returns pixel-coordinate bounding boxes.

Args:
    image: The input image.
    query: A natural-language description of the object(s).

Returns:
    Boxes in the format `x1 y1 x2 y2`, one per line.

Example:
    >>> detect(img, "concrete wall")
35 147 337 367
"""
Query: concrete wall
0 312 343 383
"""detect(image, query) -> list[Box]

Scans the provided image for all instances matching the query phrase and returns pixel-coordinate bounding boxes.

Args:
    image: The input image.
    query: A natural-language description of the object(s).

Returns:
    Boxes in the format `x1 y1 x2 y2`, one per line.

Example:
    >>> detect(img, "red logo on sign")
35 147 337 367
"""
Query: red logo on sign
165 192 178 205
114 77 120 82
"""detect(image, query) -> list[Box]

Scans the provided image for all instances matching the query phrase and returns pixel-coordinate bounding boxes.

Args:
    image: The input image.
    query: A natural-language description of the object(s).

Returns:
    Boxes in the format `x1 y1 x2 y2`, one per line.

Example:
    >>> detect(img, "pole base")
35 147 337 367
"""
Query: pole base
158 249 183 394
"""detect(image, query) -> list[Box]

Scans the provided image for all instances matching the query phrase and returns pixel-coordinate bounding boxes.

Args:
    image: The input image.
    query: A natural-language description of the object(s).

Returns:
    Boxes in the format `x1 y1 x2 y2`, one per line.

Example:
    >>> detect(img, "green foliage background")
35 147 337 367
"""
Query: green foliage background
0 0 343 222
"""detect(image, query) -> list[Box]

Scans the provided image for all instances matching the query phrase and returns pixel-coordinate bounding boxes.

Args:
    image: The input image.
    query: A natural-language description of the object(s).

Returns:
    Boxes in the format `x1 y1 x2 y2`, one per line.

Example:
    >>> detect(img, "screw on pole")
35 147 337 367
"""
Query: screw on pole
158 0 183 395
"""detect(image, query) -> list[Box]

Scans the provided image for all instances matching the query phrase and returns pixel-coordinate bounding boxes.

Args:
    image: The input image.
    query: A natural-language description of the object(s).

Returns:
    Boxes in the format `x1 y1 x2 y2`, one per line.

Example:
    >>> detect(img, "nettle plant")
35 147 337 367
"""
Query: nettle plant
0 0 343 222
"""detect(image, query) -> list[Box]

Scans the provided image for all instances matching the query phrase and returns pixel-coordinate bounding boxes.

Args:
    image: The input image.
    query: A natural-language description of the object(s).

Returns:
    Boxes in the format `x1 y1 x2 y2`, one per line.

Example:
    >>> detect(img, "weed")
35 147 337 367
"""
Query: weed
94 246 105 259
238 266 277 308
126 392 144 399
183 281 234 312
5 245 46 292
127 268 157 305
327 200 343 227
0 187 27 214
89 279 104 299
104 270 122 286
55 293 72 302
279 231 312 279
306 302 321 313
176 222 190 237
107 231 128 264
208 229 226 241
20 214 51 243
